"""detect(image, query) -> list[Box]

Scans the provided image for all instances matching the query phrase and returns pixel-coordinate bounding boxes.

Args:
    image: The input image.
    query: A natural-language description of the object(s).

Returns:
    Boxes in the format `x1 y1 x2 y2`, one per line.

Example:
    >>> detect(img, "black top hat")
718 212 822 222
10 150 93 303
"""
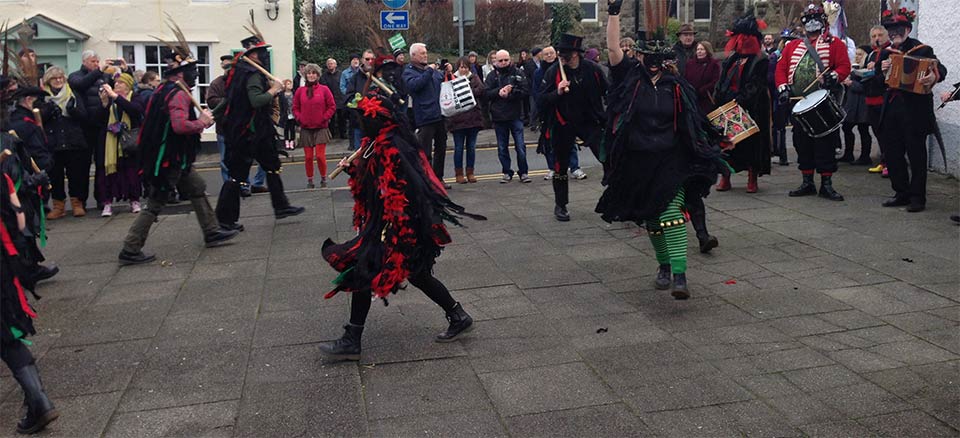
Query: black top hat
730 10 763 40
10 86 46 100
240 36 271 58
556 34 585 53
220 54 235 62
635 30 676 57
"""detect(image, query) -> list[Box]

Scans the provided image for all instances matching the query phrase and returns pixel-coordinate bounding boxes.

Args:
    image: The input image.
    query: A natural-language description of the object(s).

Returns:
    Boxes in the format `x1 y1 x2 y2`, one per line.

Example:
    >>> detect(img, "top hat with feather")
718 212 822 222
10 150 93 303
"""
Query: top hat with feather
150 14 197 77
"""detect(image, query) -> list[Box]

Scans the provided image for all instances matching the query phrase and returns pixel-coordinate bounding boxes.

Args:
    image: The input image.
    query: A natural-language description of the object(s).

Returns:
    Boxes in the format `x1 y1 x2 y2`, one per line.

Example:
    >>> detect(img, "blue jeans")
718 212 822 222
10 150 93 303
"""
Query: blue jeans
351 128 362 151
494 120 528 176
452 128 479 169
218 134 265 186
544 144 580 172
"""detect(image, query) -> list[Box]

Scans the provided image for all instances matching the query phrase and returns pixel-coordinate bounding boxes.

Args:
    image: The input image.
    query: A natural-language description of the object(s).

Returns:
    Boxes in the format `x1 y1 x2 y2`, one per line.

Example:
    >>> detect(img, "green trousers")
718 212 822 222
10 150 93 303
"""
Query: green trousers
647 188 688 275
122 167 218 253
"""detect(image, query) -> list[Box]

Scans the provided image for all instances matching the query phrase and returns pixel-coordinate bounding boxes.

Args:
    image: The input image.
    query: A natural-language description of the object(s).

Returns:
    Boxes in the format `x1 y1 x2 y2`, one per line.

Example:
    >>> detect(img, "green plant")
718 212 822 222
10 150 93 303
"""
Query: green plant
550 3 584 45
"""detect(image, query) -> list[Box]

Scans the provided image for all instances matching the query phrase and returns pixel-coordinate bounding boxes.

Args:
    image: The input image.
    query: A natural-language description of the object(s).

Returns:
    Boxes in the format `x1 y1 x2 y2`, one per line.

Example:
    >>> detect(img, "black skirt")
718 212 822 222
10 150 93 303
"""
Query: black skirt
595 147 689 224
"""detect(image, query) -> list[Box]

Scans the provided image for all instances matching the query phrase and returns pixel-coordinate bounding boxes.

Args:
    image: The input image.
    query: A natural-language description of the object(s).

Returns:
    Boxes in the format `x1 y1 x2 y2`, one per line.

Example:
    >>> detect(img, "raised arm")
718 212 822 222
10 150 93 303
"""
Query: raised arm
607 0 624 67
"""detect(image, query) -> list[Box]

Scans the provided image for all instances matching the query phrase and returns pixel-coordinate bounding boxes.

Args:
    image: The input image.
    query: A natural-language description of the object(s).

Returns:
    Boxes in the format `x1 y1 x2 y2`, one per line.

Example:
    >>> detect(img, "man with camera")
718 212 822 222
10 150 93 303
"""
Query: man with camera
68 50 113 212
484 50 531 184
403 43 450 187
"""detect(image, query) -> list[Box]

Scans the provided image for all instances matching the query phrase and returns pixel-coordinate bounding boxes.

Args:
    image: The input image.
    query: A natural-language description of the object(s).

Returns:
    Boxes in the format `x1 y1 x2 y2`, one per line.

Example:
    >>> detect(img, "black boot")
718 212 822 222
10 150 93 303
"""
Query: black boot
654 264 671 290
266 172 305 219
789 174 817 197
239 182 252 198
319 324 363 362
777 129 789 165
688 201 718 254
671 273 690 300
215 179 242 227
31 264 59 283
818 175 844 201
13 365 58 434
436 303 473 342
552 175 570 222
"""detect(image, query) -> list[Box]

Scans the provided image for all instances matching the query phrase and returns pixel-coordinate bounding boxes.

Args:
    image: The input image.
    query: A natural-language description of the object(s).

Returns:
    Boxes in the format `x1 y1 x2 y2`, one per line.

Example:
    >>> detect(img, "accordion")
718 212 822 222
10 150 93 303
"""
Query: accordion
886 53 939 95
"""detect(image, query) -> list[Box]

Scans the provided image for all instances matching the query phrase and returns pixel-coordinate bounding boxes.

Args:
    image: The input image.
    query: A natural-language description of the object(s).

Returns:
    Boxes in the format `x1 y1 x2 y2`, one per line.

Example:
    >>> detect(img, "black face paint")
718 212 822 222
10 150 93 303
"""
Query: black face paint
183 68 198 88
643 54 665 72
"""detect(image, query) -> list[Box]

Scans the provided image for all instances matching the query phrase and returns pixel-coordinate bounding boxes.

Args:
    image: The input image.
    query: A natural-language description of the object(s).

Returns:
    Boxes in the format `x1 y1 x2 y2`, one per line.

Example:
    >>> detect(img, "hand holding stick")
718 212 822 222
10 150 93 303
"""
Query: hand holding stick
31 108 43 129
174 81 204 112
364 72 406 105
559 62 570 93
803 68 832 94
330 143 369 180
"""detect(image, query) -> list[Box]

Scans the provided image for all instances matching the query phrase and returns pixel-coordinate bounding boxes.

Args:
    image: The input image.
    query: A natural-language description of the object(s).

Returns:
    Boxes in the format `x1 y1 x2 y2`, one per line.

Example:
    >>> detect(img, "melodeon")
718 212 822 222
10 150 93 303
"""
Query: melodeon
886 53 939 95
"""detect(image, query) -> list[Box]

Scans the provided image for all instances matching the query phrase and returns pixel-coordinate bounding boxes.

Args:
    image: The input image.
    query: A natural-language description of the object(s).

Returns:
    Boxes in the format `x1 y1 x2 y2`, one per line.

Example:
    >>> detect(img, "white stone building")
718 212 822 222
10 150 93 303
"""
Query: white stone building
917 0 959 177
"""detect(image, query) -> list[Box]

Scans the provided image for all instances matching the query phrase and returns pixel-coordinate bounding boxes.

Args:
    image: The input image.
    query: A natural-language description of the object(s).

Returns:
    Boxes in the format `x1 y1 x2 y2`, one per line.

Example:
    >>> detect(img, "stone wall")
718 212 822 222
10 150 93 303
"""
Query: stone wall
918 0 960 177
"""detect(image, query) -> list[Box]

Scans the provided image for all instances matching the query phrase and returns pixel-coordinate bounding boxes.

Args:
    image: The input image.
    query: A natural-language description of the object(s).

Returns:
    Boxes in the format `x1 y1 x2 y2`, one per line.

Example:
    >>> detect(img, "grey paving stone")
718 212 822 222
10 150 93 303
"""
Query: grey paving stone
38 340 150 399
719 399 805 437
555 312 670 350
433 257 514 290
523 282 635 320
642 303 759 333
583 341 714 388
797 420 876 437
640 405 742 437
265 256 327 279
816 309 887 330
246 345 357 384
252 306 351 348
765 393 845 426
859 410 960 437
105 400 237 438
783 365 869 392
369 409 508 438
360 358 490 420
58 297 173 347
112 262 193 285
461 335 579 374
829 349 908 373
260 274 342 313
453 284 540 321
824 282 958 316
479 362 617 416
93 279 184 306
505 403 652 437
722 288 851 320
919 328 960 355
769 315 845 337
118 344 246 412
814 382 912 418
733 373 803 398
620 374 754 412
151 311 256 351
674 323 797 359
234 377 365 437
866 340 959 366
190 259 267 281
37 277 111 301
358 315 469 365
882 311 960 334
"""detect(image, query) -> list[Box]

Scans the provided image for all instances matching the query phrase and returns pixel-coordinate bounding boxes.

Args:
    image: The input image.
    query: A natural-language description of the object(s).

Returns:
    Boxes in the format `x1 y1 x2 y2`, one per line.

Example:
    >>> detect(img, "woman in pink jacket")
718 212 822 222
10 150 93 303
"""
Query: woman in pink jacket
293 63 336 188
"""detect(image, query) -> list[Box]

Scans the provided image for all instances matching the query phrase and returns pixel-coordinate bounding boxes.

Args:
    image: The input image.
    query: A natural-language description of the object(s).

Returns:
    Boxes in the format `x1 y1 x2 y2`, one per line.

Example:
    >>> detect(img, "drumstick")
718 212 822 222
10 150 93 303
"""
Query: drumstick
803 68 833 94
174 81 204 112
559 62 570 93
364 71 406 105
240 56 283 83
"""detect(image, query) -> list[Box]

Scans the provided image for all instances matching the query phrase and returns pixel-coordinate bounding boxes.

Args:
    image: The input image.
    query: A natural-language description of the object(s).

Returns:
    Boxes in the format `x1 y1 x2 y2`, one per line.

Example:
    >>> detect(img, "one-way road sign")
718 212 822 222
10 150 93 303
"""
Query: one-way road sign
380 10 409 30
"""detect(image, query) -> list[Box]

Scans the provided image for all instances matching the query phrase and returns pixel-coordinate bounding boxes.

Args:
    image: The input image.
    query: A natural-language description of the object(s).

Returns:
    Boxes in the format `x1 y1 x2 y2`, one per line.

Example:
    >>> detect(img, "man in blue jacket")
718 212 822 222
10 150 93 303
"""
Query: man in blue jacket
402 43 450 187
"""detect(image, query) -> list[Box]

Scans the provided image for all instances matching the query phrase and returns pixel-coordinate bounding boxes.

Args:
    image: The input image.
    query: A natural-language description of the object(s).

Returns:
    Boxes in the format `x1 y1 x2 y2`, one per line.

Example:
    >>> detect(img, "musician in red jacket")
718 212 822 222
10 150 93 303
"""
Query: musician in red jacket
775 4 850 201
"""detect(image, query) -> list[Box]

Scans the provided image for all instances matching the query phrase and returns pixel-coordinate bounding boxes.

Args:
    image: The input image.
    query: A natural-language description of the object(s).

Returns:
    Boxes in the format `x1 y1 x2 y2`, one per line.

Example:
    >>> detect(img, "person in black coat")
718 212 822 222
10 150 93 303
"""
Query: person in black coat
40 66 89 219
484 50 531 183
840 45 873 165
68 51 112 210
875 10 948 212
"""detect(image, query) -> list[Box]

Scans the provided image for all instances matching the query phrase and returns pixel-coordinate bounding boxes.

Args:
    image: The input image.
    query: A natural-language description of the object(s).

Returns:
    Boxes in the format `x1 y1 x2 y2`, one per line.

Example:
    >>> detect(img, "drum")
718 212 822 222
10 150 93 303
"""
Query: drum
707 100 760 146
791 90 845 138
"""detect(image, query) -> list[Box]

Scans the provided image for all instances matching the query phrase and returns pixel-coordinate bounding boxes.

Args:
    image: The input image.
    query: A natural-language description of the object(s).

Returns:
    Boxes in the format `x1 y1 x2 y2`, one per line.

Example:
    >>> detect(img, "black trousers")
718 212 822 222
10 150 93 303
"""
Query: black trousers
792 123 839 174
332 109 350 139
83 128 103 204
50 149 90 201
348 270 457 326
880 124 928 204
1 338 34 370
283 119 296 142
226 141 283 181
551 122 602 176
842 122 872 158
416 121 448 179
867 105 885 163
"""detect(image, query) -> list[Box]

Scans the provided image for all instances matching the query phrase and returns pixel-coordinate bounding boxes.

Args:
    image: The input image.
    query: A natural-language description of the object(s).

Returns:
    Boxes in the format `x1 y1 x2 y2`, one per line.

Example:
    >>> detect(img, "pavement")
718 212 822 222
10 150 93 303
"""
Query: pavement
1 144 959 437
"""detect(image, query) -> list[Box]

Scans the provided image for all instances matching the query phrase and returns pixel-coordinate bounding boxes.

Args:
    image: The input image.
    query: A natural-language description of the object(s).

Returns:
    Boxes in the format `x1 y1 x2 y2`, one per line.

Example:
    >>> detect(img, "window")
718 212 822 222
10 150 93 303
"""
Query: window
669 0 680 18
120 42 212 108
693 0 711 21
580 1 597 21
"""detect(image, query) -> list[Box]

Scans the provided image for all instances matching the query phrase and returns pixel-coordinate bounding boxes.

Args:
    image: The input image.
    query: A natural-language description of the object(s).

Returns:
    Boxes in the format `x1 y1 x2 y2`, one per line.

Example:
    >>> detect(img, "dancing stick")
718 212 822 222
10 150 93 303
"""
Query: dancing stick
31 108 43 129
559 62 570 93
174 81 204 112
329 142 373 180
364 71 406 105
7 130 51 188
0 149 11 162
240 56 283 83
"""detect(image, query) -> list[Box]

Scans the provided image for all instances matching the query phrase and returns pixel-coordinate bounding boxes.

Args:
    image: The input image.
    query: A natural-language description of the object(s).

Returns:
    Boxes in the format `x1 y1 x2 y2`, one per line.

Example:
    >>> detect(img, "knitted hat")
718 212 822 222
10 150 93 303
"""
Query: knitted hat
115 73 135 90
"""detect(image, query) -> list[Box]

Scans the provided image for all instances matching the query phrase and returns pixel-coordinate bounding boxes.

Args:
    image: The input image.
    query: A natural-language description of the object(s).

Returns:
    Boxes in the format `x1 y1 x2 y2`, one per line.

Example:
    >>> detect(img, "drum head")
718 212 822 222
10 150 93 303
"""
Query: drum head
793 89 828 113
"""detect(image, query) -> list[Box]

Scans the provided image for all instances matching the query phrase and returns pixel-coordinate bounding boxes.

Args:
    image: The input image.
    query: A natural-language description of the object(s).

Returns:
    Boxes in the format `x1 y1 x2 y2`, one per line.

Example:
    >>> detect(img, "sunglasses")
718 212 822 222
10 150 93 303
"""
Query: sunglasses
363 57 374 61
496 59 510 63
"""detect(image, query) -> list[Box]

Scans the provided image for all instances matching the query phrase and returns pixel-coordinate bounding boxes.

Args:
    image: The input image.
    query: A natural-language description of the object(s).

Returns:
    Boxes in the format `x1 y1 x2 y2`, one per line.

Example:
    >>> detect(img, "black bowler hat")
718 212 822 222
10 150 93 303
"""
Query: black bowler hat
556 34 585 53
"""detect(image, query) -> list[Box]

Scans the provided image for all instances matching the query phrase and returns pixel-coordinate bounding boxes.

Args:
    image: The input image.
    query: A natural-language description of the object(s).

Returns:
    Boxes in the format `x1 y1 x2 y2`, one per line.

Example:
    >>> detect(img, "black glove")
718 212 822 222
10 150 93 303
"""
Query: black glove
41 101 62 122
23 170 49 190
822 72 839 89
607 0 623 16
777 86 792 106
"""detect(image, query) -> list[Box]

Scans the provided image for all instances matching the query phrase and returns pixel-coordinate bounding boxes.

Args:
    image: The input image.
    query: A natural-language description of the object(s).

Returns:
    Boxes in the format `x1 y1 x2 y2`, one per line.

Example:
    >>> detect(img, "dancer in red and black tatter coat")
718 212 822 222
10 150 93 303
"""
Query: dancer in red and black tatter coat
0 78 59 434
775 4 850 201
874 7 947 213
318 56 485 362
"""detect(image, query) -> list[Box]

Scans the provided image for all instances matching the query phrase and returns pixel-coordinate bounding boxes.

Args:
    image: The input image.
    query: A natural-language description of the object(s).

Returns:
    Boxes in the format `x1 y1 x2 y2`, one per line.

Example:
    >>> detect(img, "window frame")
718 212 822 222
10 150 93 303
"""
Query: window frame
118 42 213 108
580 0 598 22
693 0 711 22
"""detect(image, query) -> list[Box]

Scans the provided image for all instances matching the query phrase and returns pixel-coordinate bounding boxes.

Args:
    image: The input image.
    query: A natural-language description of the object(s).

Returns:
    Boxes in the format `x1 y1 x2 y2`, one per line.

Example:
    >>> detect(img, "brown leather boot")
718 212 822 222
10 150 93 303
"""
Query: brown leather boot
466 168 477 183
70 198 86 217
47 199 66 220
455 168 466 184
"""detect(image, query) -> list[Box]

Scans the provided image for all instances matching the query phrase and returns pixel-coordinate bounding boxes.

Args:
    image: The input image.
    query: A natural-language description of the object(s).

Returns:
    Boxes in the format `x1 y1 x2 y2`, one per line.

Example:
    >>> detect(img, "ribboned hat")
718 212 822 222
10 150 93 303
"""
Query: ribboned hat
150 15 198 76
881 7 915 30
800 4 827 33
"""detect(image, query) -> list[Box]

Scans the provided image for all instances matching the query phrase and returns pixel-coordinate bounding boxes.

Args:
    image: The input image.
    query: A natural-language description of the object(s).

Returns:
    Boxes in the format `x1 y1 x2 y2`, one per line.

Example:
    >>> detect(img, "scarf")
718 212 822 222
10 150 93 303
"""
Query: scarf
104 92 133 175
44 84 74 114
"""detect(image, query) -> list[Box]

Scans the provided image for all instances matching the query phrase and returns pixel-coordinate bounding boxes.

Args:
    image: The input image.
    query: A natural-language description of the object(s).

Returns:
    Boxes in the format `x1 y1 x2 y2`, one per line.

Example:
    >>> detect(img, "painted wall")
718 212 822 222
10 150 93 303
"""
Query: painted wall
0 0 295 81
918 0 959 177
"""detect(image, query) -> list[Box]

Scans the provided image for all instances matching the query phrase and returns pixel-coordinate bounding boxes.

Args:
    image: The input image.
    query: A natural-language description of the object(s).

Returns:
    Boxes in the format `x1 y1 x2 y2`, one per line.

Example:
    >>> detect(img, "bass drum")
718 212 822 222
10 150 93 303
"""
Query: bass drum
791 90 846 138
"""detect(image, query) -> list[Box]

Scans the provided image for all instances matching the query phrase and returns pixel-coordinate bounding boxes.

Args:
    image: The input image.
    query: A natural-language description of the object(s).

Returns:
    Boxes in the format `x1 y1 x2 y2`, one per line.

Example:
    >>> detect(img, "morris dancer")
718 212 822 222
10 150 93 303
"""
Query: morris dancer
599 1 726 300
318 55 485 362
775 4 850 201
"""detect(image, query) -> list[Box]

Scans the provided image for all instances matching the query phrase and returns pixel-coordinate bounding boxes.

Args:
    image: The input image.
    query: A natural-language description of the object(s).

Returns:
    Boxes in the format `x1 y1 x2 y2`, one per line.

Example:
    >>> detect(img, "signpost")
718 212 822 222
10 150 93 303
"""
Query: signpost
382 0 408 9
380 10 409 31
453 0 476 57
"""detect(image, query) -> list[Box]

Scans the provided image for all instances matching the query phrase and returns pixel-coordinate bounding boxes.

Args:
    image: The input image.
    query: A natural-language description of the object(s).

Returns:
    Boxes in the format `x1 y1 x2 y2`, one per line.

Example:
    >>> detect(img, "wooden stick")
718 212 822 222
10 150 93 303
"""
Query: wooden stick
240 56 283 83
31 108 43 129
802 68 832 94
329 143 370 180
174 81 204 112
0 149 11 163
7 130 51 188
558 62 570 93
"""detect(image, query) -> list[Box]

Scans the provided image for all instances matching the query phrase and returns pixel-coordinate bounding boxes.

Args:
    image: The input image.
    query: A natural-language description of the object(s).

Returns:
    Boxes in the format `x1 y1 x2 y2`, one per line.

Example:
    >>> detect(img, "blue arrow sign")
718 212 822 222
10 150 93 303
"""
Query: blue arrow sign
380 10 409 31
383 0 408 8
